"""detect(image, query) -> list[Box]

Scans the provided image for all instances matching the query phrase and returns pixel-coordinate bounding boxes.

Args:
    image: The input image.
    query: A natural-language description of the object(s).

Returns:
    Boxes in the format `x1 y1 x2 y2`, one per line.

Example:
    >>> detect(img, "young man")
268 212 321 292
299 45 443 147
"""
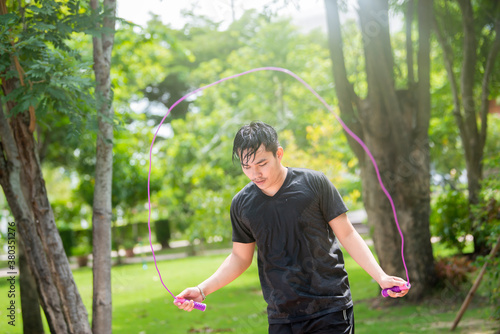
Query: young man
175 122 408 333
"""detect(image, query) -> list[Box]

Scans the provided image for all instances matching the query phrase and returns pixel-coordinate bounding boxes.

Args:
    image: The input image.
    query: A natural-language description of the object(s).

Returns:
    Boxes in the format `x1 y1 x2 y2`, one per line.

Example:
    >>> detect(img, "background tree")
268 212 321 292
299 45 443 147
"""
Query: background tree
324 0 435 300
0 0 93 332
18 240 44 333
433 0 500 254
90 0 116 332
146 13 361 248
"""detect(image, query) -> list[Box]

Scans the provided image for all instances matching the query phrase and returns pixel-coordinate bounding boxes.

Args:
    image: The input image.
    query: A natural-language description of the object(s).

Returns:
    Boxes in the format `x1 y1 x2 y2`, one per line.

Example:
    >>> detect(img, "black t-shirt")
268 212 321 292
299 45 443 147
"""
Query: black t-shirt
230 167 352 324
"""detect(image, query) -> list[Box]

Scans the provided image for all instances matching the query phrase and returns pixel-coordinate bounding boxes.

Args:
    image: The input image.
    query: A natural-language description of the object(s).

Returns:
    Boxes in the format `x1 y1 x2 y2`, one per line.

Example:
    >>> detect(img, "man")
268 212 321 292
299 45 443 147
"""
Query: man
176 121 408 333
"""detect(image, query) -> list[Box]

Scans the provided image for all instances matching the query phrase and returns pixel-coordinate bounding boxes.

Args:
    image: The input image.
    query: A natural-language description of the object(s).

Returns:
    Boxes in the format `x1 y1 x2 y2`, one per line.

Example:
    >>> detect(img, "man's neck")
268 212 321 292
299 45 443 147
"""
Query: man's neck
262 166 287 197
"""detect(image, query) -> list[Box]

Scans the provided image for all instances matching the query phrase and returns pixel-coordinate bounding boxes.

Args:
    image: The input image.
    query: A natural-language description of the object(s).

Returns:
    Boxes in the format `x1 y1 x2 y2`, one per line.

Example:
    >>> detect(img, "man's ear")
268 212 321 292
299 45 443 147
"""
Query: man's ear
277 147 284 160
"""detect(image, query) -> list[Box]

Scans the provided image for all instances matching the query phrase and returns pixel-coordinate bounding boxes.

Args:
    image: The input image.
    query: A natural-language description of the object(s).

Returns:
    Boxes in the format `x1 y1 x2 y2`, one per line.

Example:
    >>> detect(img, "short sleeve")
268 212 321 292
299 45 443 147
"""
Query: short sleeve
230 196 255 243
318 173 349 223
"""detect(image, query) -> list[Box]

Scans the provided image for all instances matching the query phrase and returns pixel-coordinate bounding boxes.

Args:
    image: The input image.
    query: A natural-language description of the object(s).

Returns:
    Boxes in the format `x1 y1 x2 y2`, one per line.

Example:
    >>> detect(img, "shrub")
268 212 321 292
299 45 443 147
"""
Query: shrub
431 186 471 253
471 167 500 319
154 219 171 249
434 256 475 289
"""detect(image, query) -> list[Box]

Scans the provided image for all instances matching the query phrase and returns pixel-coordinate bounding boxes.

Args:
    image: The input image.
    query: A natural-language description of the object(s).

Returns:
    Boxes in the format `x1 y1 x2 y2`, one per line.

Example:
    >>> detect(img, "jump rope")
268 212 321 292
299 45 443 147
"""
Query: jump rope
147 67 411 312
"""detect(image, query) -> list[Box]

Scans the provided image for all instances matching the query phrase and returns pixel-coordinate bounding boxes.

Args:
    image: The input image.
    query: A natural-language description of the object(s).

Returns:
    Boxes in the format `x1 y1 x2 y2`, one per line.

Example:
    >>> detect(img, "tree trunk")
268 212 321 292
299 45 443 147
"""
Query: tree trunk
0 101 91 334
434 0 500 254
324 0 435 300
0 2 84 330
19 241 45 334
457 0 482 208
90 0 116 333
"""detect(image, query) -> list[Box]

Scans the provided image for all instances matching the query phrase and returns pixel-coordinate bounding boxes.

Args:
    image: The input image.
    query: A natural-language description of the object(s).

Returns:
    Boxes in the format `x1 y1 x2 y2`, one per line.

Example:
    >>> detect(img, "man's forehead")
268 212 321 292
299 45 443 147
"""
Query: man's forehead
241 146 265 156
240 146 268 165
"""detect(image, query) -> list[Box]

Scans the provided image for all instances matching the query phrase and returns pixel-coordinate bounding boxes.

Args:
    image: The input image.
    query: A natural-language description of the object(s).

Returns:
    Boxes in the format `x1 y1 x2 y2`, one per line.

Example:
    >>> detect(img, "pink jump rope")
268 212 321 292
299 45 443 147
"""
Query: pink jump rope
147 67 411 311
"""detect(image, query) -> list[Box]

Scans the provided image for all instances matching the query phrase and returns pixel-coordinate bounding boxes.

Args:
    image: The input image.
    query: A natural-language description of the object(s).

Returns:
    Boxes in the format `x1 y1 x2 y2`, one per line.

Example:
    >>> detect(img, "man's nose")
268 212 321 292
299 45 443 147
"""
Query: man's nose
251 167 261 178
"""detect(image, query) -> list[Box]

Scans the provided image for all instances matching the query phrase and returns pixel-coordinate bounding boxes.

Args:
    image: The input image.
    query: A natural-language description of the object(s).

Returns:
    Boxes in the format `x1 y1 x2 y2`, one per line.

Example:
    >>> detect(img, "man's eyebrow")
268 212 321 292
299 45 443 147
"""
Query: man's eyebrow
241 158 267 167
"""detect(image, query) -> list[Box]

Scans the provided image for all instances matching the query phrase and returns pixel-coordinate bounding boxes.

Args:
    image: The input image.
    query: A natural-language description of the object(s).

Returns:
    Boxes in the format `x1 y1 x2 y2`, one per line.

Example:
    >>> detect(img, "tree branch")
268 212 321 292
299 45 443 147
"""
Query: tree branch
357 0 409 153
479 22 500 152
324 0 365 161
0 101 22 171
432 12 468 146
406 0 414 86
458 0 480 145
415 0 431 140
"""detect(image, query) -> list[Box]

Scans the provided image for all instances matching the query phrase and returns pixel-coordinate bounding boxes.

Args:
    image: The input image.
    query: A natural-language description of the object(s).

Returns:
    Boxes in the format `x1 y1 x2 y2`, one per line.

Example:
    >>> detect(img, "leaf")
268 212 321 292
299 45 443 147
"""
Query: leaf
33 22 57 31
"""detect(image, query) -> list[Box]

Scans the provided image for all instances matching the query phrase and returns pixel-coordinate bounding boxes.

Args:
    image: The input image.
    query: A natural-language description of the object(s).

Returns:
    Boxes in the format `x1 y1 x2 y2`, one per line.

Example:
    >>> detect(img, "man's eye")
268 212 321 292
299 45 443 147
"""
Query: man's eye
259 163 267 167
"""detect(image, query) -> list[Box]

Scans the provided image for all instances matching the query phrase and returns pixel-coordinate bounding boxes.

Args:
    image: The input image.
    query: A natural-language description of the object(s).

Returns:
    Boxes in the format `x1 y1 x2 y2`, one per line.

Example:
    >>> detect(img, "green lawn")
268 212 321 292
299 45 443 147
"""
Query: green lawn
0 250 498 333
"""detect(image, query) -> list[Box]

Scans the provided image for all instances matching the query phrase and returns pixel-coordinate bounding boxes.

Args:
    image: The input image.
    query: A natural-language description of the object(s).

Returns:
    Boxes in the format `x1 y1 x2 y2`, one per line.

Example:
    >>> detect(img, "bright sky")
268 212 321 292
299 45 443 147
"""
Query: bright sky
116 0 329 31
117 0 403 138
116 0 405 35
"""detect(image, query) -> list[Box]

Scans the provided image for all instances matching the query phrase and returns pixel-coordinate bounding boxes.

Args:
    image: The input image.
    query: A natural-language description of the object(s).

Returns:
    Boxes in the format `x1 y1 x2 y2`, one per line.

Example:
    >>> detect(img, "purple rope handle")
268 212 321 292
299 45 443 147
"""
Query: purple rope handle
147 66 410 300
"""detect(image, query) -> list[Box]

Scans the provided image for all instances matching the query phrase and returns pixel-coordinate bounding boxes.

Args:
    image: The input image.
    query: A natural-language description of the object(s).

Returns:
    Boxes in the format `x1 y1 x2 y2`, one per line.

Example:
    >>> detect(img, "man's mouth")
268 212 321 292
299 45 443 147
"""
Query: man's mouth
253 179 265 185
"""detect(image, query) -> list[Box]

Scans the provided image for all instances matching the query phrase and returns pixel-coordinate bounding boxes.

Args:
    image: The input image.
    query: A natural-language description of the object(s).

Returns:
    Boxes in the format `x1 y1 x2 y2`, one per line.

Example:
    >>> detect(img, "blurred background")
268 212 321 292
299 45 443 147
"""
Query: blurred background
0 0 499 333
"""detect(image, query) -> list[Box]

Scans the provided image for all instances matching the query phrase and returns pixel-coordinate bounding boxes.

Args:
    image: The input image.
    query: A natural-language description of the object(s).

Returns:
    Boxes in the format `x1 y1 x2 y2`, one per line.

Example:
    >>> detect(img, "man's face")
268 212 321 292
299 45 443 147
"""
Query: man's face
240 145 284 195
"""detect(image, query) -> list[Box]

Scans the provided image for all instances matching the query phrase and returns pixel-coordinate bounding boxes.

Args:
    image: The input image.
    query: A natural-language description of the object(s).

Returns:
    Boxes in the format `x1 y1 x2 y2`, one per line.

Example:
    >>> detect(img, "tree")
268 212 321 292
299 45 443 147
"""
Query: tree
324 0 435 300
150 13 362 249
90 0 116 332
18 241 44 333
433 0 500 254
0 1 92 332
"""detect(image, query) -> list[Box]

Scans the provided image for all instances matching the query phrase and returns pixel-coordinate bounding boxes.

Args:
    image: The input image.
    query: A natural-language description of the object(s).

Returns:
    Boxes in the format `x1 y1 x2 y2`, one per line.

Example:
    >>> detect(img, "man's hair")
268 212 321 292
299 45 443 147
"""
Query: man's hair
232 121 279 165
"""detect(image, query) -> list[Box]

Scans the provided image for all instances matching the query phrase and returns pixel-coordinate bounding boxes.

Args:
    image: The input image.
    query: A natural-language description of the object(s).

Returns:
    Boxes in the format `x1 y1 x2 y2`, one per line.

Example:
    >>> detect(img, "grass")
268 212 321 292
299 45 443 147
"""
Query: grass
0 246 498 333
431 238 475 259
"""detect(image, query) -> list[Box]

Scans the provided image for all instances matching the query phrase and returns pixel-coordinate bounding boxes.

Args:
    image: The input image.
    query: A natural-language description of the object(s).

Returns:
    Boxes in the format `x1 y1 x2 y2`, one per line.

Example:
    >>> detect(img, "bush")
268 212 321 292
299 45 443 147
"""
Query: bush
154 219 171 249
431 186 471 253
471 167 500 319
474 248 500 320
59 228 75 256
470 166 500 255
434 256 475 289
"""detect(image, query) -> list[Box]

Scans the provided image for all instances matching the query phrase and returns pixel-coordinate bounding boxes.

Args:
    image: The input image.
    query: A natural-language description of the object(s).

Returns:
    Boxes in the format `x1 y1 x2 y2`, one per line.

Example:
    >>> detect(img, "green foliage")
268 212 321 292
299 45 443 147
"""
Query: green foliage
154 219 171 249
0 2 104 250
429 2 500 187
470 181 500 255
72 118 163 229
471 151 500 318
111 16 183 106
0 0 95 118
58 228 75 256
139 11 364 243
71 231 92 256
431 186 471 253
470 115 500 253
71 242 91 257
430 113 499 318
154 112 246 241
475 247 500 320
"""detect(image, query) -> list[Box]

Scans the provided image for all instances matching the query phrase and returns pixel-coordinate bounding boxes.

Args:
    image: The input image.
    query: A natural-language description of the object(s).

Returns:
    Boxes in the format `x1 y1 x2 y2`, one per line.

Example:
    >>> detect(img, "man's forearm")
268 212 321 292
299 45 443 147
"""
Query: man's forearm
198 251 252 296
339 229 387 284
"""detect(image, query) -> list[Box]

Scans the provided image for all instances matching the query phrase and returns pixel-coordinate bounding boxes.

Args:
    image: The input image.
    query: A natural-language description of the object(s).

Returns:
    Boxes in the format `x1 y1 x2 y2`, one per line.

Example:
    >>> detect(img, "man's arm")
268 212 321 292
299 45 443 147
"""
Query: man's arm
175 241 256 311
329 213 408 298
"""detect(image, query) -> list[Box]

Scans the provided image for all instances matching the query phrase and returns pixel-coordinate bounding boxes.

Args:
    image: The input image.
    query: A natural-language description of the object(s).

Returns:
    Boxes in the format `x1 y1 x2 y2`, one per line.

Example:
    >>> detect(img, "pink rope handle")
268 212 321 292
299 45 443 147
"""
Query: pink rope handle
147 67 410 300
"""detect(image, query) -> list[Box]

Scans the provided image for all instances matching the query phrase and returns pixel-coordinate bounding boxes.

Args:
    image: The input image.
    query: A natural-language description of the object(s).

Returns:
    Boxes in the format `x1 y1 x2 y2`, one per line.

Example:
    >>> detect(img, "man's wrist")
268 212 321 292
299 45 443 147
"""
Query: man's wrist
196 285 206 301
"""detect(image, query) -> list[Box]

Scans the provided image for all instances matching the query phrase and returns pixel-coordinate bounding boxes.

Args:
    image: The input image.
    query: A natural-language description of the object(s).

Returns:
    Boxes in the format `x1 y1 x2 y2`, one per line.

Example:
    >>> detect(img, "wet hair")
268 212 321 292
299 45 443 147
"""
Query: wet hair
232 121 279 166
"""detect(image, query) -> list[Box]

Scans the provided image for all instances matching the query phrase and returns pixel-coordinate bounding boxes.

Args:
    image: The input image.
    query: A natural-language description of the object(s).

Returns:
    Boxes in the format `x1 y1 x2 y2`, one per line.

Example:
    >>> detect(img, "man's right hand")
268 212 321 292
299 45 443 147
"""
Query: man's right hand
174 287 203 312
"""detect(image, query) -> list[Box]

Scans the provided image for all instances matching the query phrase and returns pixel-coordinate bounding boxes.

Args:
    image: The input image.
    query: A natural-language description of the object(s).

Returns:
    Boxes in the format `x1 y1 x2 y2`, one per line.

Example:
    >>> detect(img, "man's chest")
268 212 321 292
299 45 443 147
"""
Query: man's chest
241 186 323 238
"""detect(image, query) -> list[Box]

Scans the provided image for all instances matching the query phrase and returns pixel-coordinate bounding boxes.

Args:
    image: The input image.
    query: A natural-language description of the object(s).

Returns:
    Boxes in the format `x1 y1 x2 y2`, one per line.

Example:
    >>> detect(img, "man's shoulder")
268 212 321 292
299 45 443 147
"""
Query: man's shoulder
232 181 257 203
289 167 325 179
288 167 332 192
